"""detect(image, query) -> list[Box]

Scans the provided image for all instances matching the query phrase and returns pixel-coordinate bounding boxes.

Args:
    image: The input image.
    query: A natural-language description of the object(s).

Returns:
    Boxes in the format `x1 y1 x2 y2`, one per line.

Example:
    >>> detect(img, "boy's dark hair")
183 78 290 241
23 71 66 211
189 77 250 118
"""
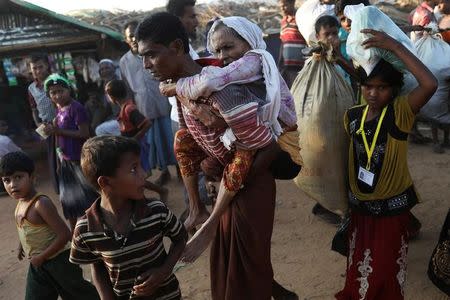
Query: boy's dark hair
358 59 404 98
315 15 339 34
30 54 48 65
123 20 139 34
281 0 296 3
81 136 141 189
136 12 189 54
105 80 127 100
166 0 196 17
0 151 34 177
334 0 370 16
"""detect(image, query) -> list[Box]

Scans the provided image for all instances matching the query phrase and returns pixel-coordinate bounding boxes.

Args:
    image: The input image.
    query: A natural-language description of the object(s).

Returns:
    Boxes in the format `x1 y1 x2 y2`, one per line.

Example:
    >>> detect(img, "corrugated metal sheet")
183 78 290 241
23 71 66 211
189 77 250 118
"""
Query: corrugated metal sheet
0 13 92 47
8 0 123 40
0 0 124 54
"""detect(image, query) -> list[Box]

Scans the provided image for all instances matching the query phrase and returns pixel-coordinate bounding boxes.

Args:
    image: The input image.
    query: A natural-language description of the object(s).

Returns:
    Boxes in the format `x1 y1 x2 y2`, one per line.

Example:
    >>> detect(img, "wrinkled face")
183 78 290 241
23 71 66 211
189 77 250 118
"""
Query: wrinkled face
210 27 251 66
99 63 115 81
339 15 352 32
138 39 182 82
48 85 71 107
361 77 394 110
179 5 199 40
316 25 339 42
107 152 146 200
2 171 33 200
30 60 49 83
279 0 296 16
125 25 139 54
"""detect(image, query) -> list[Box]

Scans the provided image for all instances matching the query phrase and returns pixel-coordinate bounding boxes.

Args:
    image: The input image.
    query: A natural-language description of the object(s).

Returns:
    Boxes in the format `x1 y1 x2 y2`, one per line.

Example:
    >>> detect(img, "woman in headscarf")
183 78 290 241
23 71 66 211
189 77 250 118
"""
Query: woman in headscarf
161 16 301 232
159 16 300 300
94 59 121 136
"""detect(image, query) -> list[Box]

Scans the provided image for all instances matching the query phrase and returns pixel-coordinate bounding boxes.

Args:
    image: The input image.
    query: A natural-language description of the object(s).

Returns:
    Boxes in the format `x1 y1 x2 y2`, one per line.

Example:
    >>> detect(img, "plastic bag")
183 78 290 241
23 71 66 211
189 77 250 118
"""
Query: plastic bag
416 33 450 124
346 6 416 75
295 0 335 46
291 50 354 216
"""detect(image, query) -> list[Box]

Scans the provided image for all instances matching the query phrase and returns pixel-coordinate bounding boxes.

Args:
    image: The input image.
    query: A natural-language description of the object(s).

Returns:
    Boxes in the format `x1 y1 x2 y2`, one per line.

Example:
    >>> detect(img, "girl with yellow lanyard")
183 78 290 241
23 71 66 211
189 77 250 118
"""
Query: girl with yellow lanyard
336 29 438 300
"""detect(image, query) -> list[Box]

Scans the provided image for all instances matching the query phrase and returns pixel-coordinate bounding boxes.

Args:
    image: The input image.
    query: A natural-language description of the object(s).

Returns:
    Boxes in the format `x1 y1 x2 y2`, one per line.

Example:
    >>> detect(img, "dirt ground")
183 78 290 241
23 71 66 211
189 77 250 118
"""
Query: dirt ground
0 138 449 300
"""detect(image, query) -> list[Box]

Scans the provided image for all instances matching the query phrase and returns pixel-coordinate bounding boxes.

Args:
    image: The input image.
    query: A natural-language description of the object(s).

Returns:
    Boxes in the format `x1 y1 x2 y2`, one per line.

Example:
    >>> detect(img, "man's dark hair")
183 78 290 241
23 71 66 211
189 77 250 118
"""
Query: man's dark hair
0 151 34 177
81 136 141 189
166 0 196 17
105 80 127 100
135 12 189 54
315 15 339 34
334 0 370 16
123 20 139 34
358 59 404 98
30 54 48 65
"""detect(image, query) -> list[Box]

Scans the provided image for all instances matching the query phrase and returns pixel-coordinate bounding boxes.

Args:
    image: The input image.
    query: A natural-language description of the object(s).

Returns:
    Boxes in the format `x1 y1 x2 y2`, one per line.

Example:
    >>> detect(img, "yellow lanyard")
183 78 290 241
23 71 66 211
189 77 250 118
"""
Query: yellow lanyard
356 105 387 170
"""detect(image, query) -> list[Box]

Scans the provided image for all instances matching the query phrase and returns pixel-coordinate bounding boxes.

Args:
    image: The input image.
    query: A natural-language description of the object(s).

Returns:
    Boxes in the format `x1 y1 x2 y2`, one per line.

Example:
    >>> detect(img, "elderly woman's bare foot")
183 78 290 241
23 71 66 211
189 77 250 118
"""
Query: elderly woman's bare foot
183 209 210 233
182 221 218 263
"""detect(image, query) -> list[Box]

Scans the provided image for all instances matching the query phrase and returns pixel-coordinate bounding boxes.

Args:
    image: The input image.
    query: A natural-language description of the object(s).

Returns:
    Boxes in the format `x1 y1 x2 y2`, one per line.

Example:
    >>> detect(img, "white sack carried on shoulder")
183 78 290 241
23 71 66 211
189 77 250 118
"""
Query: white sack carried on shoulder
291 54 354 216
416 33 450 124
295 0 335 46
346 6 416 76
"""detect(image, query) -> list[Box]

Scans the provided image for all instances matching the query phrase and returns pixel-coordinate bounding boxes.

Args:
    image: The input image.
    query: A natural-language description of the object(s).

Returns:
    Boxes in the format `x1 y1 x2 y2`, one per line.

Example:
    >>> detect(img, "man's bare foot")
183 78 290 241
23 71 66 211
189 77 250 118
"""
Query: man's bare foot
182 222 218 263
183 209 210 232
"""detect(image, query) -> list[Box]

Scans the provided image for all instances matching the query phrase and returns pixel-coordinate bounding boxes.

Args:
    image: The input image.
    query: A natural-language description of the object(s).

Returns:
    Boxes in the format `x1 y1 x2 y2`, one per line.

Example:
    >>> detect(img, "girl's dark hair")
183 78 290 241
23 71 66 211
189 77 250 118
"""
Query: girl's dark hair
0 151 34 177
81 136 141 189
105 80 127 100
358 59 404 97
135 12 189 54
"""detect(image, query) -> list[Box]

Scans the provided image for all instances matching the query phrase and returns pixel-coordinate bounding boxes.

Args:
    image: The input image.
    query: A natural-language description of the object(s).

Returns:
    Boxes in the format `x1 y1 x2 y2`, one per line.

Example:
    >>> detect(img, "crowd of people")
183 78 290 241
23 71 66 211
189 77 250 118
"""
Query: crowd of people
0 0 449 299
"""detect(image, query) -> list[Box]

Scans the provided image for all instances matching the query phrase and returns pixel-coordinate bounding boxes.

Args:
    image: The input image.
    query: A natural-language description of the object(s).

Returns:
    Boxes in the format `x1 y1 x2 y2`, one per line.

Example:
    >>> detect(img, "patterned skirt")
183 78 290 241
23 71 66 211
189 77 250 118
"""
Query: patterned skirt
335 210 410 300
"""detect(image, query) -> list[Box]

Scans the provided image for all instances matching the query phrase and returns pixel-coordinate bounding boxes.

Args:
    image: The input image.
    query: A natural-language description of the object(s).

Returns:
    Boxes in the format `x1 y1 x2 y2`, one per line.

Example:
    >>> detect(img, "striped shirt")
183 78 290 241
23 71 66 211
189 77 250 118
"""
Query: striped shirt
70 199 185 300
280 15 306 67
178 83 273 165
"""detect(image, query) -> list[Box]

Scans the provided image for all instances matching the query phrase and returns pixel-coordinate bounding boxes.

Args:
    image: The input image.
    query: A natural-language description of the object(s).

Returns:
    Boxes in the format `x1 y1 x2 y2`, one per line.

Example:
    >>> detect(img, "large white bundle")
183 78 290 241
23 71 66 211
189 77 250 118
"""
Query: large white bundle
416 33 450 124
295 0 335 46
291 51 354 216
346 6 416 75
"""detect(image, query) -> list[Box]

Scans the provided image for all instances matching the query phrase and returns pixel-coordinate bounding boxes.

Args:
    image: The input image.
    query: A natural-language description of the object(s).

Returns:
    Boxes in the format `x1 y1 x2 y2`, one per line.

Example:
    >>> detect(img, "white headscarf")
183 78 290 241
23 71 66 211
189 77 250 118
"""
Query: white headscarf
207 16 282 138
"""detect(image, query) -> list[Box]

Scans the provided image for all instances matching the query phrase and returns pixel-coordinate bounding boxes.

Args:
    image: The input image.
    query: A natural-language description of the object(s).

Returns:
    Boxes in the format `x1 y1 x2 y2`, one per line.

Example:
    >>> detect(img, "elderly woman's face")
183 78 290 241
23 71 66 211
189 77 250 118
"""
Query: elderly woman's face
99 63 115 81
210 27 251 66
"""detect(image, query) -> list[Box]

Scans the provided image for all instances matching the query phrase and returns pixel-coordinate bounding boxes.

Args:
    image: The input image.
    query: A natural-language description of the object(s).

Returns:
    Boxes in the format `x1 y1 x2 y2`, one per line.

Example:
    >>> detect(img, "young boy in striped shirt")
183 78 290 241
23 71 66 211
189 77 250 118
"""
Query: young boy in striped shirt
70 135 187 299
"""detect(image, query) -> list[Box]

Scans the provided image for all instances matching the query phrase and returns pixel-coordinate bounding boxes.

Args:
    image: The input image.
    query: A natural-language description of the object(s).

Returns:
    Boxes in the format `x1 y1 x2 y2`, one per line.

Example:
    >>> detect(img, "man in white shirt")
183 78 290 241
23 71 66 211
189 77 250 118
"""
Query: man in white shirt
166 0 200 130
120 21 177 186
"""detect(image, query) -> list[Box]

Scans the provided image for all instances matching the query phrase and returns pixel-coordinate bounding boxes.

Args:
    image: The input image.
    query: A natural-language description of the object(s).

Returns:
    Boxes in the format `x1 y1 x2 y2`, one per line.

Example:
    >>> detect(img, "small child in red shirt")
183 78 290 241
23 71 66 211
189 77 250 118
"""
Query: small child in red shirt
105 79 168 202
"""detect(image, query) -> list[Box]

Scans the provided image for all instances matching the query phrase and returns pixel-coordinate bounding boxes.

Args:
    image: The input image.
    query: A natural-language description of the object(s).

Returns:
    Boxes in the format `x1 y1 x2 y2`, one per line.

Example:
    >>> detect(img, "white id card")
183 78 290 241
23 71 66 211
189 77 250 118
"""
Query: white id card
358 166 375 187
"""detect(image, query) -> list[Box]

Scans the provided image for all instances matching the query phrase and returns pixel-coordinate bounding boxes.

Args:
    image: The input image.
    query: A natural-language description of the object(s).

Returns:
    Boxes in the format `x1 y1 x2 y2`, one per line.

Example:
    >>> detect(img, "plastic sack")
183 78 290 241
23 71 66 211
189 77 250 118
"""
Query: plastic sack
291 50 354 216
295 0 335 46
416 33 450 124
346 6 417 75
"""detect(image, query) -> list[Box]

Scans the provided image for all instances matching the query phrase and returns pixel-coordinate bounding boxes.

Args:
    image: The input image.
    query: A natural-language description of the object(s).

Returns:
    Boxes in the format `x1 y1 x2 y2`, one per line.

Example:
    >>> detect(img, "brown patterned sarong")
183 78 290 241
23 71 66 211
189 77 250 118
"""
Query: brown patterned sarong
210 167 275 300
174 128 206 177
174 128 255 192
